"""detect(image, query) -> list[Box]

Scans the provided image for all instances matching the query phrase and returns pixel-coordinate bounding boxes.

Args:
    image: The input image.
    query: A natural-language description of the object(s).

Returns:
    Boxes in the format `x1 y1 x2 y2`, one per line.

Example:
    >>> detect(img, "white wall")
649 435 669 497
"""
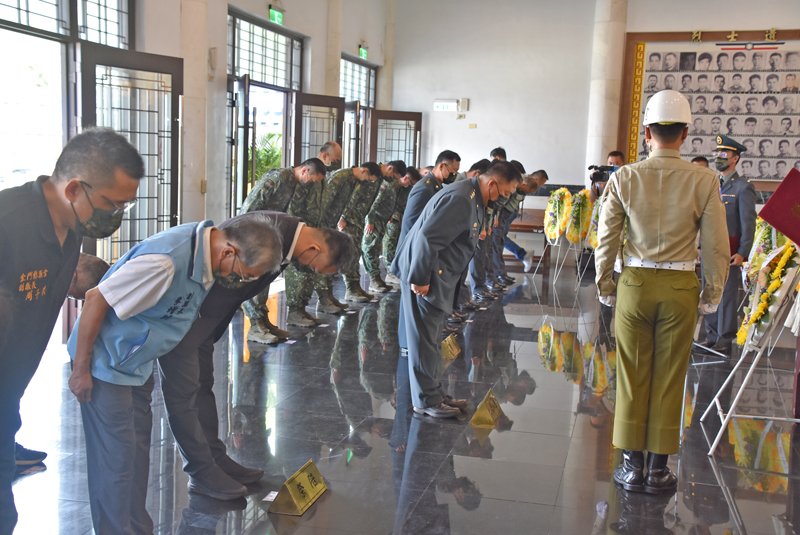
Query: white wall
393 0 596 184
627 0 800 32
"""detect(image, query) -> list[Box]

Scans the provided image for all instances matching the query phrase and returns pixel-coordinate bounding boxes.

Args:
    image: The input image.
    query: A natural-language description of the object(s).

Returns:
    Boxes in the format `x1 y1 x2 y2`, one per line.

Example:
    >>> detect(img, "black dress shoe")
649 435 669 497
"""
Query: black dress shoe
472 292 493 304
461 300 479 310
216 455 264 485
446 314 463 324
452 310 468 320
442 323 459 333
498 275 515 285
710 342 731 355
697 340 716 349
613 450 645 492
643 453 677 494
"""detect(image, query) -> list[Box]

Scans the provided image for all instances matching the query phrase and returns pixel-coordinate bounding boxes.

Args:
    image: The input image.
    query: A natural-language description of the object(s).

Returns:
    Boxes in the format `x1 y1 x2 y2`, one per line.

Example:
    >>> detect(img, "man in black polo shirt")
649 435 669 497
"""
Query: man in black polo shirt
158 211 355 500
0 128 143 534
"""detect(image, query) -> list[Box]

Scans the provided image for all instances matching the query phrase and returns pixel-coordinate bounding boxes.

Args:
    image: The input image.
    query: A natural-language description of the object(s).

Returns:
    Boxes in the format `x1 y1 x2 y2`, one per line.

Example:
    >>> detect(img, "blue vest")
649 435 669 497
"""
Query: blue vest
68 221 215 386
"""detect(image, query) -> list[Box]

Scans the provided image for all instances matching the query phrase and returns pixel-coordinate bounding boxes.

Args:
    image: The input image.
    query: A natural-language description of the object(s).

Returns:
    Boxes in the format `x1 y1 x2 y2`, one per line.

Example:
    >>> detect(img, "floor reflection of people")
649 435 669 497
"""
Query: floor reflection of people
174 495 247 535
390 359 483 535
609 487 673 534
679 364 734 532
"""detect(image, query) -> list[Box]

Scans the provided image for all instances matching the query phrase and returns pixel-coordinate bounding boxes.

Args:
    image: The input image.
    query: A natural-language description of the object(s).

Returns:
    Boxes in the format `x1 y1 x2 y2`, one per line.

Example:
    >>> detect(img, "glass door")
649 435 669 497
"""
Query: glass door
228 75 289 216
343 100 366 167
77 42 183 263
292 92 344 165
366 110 422 167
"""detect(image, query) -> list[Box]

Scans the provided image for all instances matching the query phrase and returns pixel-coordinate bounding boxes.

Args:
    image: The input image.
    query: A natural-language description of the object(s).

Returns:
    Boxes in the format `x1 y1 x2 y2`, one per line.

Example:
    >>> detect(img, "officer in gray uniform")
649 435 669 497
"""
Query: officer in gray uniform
391 160 521 418
701 135 757 355
395 151 461 349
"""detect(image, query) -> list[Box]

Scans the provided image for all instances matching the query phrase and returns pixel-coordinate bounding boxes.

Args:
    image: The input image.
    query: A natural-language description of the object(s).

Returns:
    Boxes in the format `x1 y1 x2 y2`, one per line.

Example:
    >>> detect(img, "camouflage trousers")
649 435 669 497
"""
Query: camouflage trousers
242 285 270 323
284 260 317 309
341 223 365 284
382 220 401 269
361 222 388 277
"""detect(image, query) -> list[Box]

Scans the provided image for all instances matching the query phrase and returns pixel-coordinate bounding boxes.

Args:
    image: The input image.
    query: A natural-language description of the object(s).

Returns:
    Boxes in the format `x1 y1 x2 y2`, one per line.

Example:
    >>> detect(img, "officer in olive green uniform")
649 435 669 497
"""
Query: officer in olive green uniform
283 144 344 326
313 163 382 311
383 171 420 284
596 90 729 494
701 135 757 355
340 170 385 302
239 159 326 339
362 161 409 293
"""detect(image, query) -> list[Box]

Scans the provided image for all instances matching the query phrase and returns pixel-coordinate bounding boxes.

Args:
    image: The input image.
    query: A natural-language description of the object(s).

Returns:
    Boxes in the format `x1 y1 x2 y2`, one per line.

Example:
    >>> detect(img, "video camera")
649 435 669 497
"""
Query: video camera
588 165 618 183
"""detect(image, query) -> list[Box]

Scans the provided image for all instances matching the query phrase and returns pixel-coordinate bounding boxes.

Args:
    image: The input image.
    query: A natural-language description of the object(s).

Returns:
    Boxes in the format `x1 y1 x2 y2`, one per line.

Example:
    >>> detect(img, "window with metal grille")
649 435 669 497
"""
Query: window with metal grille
79 0 130 48
227 11 302 91
339 56 376 108
0 0 69 36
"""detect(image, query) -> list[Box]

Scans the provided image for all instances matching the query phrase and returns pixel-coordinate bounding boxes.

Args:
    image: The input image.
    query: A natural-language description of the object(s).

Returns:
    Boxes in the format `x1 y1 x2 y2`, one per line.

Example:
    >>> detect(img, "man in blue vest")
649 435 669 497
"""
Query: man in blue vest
67 215 282 535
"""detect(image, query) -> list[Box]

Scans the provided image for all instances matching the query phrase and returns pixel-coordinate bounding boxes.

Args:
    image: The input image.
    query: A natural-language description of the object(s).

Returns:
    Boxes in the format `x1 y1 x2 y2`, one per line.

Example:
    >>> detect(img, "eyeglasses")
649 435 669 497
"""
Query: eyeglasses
80 181 137 215
231 246 261 283
712 151 735 158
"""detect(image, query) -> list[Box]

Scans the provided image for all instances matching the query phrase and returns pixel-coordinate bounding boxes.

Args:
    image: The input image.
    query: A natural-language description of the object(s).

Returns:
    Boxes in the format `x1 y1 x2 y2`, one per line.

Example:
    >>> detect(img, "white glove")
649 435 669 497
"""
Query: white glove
698 299 718 315
599 294 616 308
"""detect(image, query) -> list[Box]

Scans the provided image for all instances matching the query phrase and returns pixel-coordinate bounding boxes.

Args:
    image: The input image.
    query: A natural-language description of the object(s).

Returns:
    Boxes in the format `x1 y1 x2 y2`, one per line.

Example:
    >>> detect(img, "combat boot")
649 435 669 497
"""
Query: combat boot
316 291 343 314
369 275 390 294
643 453 678 494
263 317 290 340
247 322 278 345
384 272 400 285
302 309 323 325
345 282 370 303
357 285 375 300
287 307 315 327
613 450 645 492
320 288 348 310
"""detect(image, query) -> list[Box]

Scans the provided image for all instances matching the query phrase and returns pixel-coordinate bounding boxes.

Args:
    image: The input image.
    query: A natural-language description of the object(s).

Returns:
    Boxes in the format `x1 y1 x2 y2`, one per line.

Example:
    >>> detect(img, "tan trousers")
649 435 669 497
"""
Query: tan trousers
613 267 700 454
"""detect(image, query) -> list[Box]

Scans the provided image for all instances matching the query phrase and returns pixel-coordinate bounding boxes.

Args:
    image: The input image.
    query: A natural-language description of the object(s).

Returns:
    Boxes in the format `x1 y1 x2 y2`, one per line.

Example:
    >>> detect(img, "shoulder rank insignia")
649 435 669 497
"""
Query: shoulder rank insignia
470 190 475 199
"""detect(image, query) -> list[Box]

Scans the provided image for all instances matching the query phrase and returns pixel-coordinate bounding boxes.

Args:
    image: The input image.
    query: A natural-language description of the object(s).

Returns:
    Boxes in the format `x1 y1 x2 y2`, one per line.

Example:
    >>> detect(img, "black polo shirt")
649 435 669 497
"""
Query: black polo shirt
0 176 81 400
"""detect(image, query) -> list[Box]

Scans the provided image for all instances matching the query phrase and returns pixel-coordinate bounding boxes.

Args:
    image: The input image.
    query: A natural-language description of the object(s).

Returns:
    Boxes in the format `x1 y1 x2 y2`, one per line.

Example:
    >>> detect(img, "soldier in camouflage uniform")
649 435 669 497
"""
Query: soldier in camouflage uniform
239 158 326 342
383 168 422 285
313 162 382 313
339 166 386 302
361 161 409 293
283 143 343 327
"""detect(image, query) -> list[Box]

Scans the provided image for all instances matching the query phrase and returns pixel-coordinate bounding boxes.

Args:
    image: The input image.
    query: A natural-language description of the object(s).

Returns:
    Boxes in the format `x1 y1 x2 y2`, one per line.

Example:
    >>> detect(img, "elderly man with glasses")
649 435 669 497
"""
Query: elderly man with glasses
67 214 283 535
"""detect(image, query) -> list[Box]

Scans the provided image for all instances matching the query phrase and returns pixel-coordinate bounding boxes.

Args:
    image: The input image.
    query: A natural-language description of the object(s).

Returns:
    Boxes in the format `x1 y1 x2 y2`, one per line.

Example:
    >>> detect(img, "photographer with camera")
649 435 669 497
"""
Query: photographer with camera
588 151 625 203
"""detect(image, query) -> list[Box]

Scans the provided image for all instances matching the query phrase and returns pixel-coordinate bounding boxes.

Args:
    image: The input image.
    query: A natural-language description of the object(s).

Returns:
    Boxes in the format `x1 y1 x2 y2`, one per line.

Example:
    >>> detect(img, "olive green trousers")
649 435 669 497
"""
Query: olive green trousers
613 267 700 454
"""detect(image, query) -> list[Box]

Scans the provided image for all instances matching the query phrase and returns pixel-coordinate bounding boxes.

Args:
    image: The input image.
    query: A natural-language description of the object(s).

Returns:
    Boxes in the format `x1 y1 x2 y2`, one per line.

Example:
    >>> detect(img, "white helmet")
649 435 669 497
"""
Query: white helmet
642 90 691 126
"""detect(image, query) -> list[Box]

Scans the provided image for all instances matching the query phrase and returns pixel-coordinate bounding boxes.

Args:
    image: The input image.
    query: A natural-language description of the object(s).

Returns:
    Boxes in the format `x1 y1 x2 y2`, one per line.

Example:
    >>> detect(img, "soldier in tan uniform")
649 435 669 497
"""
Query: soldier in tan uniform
595 90 730 494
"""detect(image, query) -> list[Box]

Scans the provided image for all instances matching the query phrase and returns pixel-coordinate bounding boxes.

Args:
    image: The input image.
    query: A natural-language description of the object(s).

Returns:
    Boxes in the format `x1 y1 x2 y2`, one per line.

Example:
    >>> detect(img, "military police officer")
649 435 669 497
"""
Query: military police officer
700 135 757 355
596 90 729 494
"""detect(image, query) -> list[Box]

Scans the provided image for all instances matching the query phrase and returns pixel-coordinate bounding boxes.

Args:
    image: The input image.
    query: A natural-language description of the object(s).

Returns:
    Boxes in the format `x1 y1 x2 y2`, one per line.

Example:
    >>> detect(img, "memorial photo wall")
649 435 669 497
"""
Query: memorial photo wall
632 42 800 181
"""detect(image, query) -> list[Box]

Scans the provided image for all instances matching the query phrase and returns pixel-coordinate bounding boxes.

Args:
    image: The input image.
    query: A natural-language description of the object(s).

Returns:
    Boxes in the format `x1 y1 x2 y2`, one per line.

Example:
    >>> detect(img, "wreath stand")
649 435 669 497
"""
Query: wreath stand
700 268 800 457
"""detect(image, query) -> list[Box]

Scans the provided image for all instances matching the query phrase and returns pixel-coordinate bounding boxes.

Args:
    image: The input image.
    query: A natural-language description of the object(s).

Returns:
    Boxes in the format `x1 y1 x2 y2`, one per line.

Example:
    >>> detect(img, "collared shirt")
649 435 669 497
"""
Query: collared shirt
98 227 215 320
0 175 81 396
284 222 305 264
720 169 737 188
595 149 730 303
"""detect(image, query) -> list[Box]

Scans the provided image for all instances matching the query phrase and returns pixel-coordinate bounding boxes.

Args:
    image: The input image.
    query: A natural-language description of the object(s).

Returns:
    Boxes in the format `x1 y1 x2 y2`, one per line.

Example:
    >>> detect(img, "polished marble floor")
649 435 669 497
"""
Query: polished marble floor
11 264 800 534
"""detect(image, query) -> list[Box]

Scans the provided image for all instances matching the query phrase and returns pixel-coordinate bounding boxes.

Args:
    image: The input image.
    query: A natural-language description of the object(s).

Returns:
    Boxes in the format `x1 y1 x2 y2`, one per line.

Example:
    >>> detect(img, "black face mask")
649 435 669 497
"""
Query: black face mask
326 160 342 173
213 268 247 289
71 182 125 239
487 183 508 209
443 172 457 185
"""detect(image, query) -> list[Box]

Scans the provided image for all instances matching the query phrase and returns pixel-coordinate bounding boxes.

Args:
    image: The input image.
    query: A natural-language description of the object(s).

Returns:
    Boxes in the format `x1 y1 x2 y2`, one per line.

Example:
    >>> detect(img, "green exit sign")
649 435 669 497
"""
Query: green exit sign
269 8 283 25
359 46 368 60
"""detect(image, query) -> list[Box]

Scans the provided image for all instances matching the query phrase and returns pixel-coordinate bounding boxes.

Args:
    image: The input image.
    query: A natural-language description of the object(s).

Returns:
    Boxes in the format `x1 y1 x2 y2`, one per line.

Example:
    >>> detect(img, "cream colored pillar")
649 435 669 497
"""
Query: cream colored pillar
325 0 343 97
376 0 395 110
584 0 627 181
179 0 209 222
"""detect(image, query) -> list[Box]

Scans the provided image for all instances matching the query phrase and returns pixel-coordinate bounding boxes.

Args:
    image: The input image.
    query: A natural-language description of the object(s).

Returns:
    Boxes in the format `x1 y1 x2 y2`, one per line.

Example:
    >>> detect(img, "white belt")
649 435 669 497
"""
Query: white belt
625 255 695 272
